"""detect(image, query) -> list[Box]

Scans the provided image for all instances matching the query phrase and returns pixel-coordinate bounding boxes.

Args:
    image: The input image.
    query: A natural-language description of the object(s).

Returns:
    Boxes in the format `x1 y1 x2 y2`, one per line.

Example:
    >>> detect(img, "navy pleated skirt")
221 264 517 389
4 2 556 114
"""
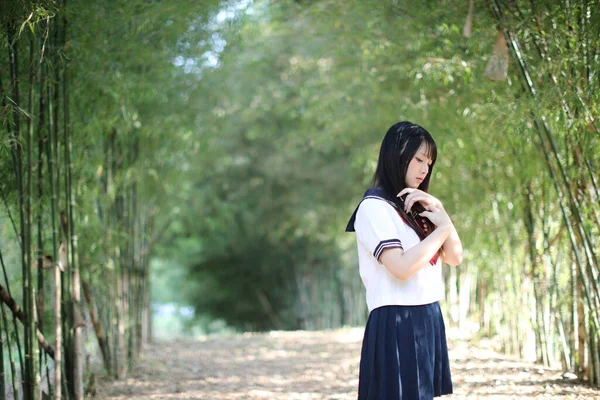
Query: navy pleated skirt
358 302 453 400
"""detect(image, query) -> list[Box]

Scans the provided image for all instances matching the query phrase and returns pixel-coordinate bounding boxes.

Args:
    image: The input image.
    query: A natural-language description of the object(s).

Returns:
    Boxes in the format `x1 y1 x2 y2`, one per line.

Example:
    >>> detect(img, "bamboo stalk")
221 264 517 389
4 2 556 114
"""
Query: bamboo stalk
131 188 138 363
0 75 22 250
54 262 62 400
36 23 48 384
142 213 152 345
525 187 549 364
127 179 134 367
544 187 571 370
572 257 578 372
7 17 28 397
25 29 40 400
596 331 600 387
130 131 140 361
0 302 5 400
0 249 23 397
0 188 21 250
60 2 82 394
1 303 18 400
589 319 597 384
50 8 72 396
44 36 61 400
43 14 64 399
110 130 121 379
6 20 23 187
542 186 556 366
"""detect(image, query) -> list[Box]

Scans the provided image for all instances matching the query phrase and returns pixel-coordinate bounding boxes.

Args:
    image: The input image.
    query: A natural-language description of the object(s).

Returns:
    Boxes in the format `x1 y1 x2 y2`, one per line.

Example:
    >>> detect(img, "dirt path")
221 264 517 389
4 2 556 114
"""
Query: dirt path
96 328 599 399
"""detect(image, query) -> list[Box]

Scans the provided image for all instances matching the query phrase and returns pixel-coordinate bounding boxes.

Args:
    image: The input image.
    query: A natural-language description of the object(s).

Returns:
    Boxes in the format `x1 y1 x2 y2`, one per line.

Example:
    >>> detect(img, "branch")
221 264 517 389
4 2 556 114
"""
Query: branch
81 279 110 372
0 283 55 360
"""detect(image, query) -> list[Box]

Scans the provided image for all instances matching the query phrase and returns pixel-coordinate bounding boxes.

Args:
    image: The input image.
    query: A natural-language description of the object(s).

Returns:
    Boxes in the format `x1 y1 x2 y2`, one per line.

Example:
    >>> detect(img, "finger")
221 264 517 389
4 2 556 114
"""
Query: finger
406 193 419 207
397 188 415 198
409 193 427 202
416 195 433 205
406 196 425 212
413 195 429 205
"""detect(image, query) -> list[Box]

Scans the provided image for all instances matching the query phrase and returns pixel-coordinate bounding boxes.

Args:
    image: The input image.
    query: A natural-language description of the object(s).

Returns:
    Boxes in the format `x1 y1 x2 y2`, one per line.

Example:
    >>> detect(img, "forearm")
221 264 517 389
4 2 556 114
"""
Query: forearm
442 224 463 266
380 225 452 281
436 204 463 266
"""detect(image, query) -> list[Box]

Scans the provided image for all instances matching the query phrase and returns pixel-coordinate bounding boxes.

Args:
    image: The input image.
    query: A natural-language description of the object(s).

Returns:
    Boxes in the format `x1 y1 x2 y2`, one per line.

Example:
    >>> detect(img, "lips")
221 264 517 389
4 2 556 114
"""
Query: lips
416 177 423 182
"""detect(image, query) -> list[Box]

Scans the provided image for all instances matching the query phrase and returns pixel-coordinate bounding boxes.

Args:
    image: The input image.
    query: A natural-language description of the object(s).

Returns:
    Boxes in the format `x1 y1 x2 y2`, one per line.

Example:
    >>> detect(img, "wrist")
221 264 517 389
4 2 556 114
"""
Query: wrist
436 223 453 236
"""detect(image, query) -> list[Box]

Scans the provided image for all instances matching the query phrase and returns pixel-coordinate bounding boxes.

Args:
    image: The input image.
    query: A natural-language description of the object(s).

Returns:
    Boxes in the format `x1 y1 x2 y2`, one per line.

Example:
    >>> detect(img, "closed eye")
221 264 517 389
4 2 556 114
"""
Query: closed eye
417 157 432 166
416 157 431 166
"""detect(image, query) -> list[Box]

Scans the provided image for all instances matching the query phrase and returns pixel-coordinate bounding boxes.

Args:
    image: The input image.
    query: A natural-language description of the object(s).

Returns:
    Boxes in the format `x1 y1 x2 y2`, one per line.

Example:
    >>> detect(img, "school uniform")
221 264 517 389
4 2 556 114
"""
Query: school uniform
346 188 453 400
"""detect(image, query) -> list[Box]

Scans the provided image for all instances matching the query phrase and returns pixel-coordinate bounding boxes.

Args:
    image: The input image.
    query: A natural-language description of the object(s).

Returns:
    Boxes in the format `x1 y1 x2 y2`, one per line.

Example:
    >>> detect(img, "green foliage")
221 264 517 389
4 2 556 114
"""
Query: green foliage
1 0 598 386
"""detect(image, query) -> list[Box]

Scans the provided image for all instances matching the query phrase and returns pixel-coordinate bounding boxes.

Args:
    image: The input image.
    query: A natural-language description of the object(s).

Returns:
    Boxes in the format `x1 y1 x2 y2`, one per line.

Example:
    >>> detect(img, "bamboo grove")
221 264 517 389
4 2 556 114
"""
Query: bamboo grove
0 0 222 398
0 0 599 399
177 0 600 386
486 0 600 384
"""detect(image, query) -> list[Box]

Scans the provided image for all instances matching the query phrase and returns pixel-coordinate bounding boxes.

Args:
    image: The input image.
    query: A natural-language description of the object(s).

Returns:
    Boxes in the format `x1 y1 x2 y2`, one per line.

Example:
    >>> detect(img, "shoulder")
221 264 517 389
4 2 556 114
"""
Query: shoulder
357 197 397 217
355 198 403 231
345 188 399 233
355 198 413 237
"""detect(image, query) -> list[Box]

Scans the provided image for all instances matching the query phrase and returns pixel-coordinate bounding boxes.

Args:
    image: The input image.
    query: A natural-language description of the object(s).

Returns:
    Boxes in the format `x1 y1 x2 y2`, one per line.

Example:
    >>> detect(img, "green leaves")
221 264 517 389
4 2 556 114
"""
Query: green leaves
2 0 596 344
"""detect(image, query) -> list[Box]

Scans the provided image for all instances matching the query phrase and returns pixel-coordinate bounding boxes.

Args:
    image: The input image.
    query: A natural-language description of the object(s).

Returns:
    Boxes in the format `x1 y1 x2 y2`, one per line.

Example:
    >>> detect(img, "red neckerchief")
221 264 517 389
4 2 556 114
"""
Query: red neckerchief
396 210 439 266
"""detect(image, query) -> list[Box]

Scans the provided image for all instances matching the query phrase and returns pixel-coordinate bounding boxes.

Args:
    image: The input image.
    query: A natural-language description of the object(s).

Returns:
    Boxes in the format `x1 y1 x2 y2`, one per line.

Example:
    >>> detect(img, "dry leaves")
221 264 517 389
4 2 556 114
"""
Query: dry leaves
96 328 599 399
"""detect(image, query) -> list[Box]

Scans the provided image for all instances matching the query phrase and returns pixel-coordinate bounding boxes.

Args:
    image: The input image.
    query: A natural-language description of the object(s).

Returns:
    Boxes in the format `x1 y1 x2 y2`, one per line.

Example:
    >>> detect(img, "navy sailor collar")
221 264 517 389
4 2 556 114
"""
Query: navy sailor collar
345 188 399 232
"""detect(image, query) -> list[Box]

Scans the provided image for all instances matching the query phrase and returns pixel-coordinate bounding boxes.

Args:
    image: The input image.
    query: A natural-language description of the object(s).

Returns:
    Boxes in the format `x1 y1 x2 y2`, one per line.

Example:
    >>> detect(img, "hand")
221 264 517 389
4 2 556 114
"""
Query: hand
397 188 443 213
418 205 452 229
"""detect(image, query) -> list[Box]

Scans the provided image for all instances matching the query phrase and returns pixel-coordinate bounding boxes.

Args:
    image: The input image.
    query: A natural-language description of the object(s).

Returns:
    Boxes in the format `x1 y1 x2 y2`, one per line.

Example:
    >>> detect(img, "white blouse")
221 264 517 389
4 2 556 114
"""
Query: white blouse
354 198 444 312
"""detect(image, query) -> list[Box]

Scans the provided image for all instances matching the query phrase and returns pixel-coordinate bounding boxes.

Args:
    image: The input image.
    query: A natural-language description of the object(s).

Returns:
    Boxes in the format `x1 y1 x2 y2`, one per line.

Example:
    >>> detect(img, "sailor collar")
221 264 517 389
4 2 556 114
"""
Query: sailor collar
345 188 399 232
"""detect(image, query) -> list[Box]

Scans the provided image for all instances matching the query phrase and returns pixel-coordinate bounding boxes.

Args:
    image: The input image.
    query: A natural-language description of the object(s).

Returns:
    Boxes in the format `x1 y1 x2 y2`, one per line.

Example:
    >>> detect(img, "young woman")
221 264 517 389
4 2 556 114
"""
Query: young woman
345 121 463 399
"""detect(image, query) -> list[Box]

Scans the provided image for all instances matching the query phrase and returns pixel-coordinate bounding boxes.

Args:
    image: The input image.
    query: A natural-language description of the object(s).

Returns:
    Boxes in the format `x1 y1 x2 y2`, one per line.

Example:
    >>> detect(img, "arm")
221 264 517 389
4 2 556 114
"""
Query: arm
380 224 453 281
440 219 463 266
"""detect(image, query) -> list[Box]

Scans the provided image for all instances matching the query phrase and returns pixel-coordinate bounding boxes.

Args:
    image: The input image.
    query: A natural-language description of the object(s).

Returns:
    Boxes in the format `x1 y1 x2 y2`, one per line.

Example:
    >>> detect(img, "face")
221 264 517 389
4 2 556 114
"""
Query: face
404 144 433 189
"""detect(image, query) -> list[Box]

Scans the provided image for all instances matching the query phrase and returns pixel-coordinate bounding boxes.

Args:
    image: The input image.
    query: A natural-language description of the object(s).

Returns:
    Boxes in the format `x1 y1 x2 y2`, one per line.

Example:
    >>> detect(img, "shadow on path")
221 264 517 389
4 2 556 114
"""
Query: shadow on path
96 328 599 399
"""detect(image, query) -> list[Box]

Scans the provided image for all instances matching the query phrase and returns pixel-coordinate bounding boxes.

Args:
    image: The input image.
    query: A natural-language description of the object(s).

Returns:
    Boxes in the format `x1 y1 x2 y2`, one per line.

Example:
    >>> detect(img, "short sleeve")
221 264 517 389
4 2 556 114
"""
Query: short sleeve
354 199 404 263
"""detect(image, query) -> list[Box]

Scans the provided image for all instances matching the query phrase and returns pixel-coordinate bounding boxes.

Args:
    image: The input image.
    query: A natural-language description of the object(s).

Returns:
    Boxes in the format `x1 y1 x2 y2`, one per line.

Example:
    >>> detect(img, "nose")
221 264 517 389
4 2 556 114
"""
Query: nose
421 164 429 175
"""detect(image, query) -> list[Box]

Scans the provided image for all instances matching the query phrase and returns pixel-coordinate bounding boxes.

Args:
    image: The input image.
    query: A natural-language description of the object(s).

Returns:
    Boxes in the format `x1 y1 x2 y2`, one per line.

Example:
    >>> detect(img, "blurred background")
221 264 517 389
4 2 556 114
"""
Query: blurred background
0 0 599 398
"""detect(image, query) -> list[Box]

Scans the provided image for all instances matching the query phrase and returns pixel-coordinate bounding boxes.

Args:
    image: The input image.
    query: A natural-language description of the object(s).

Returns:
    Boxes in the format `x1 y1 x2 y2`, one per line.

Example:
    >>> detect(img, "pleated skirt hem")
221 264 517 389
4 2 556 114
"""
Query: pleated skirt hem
358 302 453 400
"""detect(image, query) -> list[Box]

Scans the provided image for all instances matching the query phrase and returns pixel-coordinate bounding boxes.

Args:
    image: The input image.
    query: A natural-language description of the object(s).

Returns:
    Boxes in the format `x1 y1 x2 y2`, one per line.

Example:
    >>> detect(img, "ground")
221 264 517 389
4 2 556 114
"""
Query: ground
96 328 600 399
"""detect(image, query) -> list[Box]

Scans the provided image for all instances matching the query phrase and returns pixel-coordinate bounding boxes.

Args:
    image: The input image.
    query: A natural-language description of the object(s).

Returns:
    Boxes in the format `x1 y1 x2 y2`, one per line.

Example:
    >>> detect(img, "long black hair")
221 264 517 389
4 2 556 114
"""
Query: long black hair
372 121 438 239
